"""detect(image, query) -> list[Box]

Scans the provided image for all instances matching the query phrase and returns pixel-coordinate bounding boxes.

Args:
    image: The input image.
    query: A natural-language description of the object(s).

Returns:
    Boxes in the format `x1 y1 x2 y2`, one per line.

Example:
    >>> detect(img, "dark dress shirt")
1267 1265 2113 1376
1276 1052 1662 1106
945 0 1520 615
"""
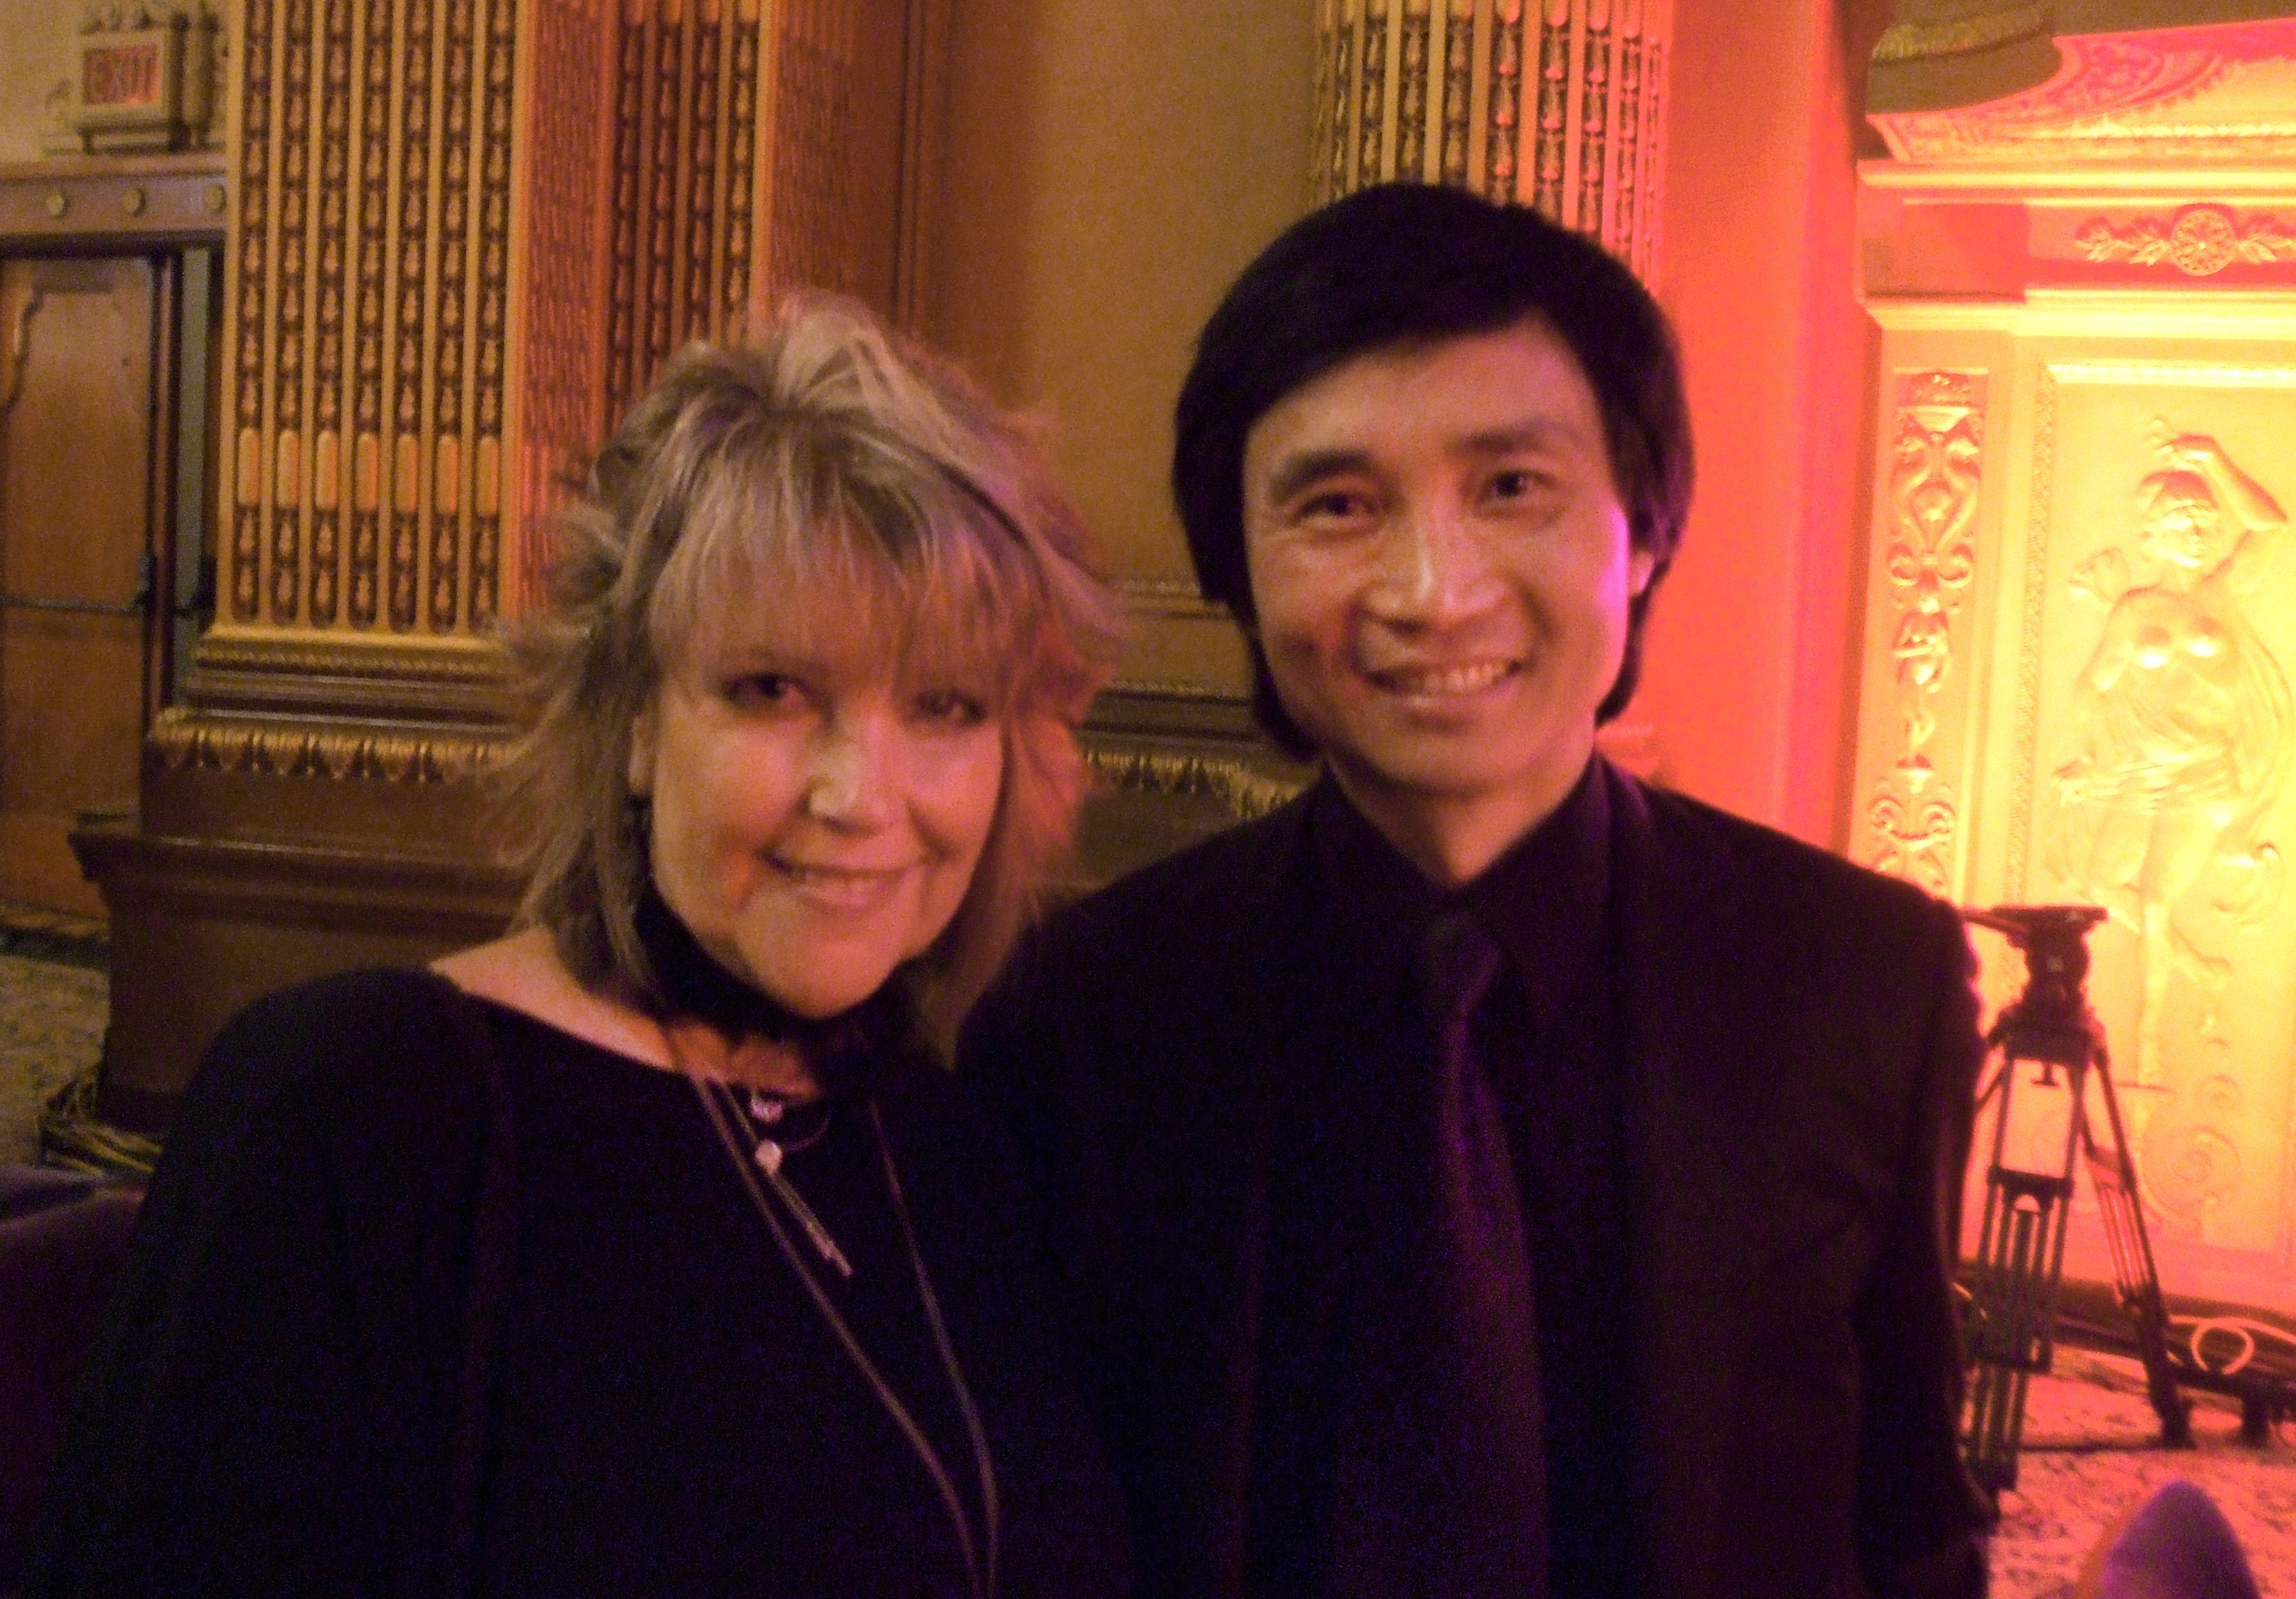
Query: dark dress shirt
1308 763 1634 1596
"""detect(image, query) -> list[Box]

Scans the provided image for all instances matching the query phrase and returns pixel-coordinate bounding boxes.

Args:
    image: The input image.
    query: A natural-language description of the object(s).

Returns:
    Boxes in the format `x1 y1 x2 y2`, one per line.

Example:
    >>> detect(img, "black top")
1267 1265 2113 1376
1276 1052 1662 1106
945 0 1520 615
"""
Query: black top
1306 765 1635 1596
25 969 1131 1599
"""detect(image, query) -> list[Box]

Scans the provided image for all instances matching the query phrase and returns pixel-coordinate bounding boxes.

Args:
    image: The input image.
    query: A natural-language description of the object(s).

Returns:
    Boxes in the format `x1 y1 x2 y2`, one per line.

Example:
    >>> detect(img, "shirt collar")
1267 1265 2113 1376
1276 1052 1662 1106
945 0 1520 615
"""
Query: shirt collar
1306 758 1613 1033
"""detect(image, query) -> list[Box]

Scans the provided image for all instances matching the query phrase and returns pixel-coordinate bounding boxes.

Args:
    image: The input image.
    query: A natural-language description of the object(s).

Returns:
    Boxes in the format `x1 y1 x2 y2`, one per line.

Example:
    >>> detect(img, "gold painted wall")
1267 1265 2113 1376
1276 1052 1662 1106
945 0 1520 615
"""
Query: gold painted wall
0 0 82 160
925 0 1317 701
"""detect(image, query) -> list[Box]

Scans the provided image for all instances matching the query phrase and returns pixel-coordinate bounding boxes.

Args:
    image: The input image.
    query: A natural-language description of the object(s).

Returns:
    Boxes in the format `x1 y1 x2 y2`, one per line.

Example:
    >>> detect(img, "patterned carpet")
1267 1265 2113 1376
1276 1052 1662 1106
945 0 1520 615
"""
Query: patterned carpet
0 946 106 1167
0 936 2292 1589
1994 1348 2296 1596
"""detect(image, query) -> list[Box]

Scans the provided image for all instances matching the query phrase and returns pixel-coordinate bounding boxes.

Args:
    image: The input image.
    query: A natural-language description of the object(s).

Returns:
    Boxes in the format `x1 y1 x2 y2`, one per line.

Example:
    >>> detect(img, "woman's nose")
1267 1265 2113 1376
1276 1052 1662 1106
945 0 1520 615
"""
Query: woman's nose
802 716 899 829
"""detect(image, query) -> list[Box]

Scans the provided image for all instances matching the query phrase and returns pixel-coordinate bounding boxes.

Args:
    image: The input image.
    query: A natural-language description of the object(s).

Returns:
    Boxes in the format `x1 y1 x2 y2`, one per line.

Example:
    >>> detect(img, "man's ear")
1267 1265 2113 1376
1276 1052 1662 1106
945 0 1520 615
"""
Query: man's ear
626 699 658 796
1629 543 1657 599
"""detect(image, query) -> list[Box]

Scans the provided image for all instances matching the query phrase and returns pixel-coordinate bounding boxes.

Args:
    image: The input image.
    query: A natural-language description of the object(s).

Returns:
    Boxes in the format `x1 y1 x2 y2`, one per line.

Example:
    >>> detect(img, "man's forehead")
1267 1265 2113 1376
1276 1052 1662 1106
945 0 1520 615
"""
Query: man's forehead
1244 318 1602 465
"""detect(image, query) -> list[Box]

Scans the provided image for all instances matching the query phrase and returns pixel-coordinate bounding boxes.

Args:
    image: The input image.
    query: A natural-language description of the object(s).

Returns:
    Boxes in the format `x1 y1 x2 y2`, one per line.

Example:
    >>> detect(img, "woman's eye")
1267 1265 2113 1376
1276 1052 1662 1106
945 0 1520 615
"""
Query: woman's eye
914 687 988 728
1488 468 1549 502
723 673 798 710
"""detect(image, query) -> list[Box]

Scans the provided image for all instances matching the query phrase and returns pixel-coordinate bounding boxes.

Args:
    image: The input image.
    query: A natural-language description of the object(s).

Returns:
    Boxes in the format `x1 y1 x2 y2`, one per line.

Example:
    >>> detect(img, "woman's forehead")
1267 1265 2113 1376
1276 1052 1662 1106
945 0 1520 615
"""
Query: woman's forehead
675 571 1005 685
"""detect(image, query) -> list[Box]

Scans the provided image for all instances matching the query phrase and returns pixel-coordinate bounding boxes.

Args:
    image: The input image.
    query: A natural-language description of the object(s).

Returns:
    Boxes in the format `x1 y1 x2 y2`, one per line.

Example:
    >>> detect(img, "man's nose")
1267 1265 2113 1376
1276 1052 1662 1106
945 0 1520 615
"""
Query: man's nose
802 714 899 829
1364 502 1498 623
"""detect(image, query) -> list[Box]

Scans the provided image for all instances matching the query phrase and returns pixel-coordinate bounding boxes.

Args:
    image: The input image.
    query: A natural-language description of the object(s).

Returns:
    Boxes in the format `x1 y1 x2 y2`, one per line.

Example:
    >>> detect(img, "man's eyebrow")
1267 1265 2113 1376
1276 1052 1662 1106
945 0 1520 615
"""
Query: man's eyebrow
1261 447 1374 508
1458 419 1592 457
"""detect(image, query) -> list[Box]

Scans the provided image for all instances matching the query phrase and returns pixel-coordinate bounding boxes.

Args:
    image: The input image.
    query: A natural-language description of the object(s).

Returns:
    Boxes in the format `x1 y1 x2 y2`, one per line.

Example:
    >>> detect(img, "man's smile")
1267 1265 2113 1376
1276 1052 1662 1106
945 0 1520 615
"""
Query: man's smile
1362 658 1521 699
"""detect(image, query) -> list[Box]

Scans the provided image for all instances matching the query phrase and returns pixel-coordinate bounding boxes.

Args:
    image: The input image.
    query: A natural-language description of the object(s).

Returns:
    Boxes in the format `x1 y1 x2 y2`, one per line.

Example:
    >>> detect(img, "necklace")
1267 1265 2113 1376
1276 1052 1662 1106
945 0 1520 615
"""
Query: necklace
732 1088 849 1277
684 1052 1001 1599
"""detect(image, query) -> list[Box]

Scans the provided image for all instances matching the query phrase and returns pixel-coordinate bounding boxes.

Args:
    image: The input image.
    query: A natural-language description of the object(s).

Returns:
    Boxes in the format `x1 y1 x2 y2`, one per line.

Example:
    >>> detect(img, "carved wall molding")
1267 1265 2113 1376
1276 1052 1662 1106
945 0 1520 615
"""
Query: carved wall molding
1114 572 1227 623
2003 363 2054 902
189 626 506 683
1870 19 2296 166
1311 0 1669 277
1864 368 1985 898
1083 745 1305 824
1871 1 2048 66
2074 204 2296 276
146 705 504 782
0 159 228 242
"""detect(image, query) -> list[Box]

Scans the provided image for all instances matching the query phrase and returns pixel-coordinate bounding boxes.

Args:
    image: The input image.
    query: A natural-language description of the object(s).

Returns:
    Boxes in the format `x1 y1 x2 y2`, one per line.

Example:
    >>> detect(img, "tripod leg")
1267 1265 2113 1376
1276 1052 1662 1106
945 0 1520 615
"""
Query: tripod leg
2082 1069 2194 1449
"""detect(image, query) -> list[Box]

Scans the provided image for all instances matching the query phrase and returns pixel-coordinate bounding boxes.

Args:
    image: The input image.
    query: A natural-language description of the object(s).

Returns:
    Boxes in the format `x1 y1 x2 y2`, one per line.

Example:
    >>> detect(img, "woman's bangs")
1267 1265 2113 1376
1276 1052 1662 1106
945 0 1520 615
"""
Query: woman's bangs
654 441 1037 697
896 501 1043 706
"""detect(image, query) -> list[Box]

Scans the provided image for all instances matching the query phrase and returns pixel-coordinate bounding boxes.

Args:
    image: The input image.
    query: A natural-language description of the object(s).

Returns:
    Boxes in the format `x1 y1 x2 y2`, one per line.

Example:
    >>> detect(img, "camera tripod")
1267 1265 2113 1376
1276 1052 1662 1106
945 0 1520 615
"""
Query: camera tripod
1959 905 2192 1497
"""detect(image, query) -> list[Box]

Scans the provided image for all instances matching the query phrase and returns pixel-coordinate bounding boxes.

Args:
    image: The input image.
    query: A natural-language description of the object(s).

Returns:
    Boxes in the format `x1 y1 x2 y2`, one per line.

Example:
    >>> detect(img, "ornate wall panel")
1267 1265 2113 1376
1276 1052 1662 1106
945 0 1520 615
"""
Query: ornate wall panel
222 0 931 638
1310 0 1670 275
1858 13 2296 1311
220 0 516 641
1857 368 1988 900
2009 356 2296 1266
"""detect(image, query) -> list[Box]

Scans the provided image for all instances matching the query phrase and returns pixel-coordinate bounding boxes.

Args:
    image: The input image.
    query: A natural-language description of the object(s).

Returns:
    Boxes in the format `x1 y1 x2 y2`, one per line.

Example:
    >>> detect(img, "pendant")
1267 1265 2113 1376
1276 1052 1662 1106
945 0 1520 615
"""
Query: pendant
753 1139 852 1278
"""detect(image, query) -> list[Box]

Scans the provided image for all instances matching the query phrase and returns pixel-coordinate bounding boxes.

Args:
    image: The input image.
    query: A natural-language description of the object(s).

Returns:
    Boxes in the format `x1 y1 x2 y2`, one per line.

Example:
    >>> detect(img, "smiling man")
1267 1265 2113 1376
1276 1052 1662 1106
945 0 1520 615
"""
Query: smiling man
963 184 1992 1599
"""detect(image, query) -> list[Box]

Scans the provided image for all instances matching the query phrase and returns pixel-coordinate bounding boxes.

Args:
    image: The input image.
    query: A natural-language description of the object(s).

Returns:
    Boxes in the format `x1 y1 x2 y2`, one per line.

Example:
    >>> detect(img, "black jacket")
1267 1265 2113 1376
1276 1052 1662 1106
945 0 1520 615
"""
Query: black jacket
962 761 1991 1598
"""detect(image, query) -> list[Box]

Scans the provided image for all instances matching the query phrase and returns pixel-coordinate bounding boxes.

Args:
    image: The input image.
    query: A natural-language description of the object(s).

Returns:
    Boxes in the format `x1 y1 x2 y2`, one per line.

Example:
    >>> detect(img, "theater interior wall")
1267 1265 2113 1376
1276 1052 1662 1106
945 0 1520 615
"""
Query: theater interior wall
0 0 75 162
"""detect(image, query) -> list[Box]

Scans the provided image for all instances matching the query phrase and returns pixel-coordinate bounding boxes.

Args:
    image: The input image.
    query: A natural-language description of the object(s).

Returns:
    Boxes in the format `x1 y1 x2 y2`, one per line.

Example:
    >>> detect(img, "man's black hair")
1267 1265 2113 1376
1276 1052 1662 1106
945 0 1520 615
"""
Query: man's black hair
1172 182 1695 757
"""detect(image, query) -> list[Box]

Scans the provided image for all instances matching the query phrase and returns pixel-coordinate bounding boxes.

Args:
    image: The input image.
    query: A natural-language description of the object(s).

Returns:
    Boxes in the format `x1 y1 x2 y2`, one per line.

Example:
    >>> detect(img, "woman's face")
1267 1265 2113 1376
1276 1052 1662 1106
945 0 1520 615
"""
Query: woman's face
630 598 1006 1020
2143 490 2221 569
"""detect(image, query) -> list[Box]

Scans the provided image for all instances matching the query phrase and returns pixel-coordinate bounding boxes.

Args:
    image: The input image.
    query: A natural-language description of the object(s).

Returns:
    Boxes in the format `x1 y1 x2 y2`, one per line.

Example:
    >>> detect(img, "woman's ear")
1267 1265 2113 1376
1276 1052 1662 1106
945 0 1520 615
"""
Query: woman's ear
626 700 658 796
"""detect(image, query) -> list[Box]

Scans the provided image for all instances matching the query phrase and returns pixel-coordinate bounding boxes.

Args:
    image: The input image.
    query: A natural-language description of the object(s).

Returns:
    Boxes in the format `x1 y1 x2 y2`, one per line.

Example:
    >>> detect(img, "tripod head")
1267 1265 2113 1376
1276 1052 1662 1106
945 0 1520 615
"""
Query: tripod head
1962 904 2107 1070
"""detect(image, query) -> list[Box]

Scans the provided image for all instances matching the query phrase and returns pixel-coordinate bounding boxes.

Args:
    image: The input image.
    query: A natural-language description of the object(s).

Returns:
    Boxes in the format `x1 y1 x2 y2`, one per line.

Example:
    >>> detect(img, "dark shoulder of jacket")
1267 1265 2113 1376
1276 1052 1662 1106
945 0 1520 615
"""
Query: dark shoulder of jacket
1631 778 1966 956
1024 795 1311 967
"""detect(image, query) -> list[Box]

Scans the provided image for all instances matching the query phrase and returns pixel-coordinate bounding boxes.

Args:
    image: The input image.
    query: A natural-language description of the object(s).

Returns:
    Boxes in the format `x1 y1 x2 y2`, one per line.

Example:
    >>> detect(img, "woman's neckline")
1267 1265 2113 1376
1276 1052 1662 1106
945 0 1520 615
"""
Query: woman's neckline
431 926 821 1098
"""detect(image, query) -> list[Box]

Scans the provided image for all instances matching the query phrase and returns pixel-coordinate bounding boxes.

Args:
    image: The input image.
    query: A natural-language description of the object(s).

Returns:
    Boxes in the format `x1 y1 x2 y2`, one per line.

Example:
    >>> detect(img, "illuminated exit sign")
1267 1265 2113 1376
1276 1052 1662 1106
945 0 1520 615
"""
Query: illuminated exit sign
82 40 165 111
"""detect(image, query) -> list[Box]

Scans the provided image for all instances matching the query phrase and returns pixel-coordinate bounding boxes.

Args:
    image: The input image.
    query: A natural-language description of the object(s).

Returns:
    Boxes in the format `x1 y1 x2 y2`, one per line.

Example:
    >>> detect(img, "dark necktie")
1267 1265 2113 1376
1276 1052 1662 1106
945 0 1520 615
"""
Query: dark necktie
1325 909 1551 1596
1409 907 1550 1596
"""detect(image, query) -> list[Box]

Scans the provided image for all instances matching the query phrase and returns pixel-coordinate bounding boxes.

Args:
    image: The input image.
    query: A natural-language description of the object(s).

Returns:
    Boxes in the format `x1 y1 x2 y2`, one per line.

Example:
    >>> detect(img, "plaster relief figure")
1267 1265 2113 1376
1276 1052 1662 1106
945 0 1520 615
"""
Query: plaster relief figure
2049 423 2293 1105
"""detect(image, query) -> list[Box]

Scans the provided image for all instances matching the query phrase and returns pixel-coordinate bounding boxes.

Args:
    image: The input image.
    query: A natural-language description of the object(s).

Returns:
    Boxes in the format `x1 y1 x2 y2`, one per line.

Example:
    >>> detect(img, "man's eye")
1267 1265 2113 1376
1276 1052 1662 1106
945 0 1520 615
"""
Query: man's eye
915 687 988 728
1296 488 1376 523
1488 469 1551 501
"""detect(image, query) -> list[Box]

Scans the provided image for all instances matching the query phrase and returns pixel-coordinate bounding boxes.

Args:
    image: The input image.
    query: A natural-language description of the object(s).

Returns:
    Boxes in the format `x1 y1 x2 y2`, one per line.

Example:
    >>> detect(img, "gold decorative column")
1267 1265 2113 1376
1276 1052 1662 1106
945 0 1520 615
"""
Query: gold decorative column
1311 0 1671 274
72 0 949 1130
1852 10 2296 1312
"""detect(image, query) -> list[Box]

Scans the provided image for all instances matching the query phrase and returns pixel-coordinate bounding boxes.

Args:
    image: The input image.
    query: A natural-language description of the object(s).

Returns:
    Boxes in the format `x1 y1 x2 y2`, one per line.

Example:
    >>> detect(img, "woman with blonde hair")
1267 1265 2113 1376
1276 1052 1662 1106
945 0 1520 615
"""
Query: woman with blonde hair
27 298 1133 1598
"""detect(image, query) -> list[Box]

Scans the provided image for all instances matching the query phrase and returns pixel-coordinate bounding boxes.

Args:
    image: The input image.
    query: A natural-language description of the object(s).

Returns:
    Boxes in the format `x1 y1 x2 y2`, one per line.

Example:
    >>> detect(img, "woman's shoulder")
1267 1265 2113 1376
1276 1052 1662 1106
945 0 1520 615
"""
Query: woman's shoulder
168 967 512 1196
200 965 479 1107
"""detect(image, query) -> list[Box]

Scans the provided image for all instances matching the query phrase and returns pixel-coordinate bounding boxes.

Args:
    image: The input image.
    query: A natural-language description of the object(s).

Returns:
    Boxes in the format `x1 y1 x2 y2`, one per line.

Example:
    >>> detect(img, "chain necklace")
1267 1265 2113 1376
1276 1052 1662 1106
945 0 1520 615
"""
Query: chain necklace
687 1061 1000 1599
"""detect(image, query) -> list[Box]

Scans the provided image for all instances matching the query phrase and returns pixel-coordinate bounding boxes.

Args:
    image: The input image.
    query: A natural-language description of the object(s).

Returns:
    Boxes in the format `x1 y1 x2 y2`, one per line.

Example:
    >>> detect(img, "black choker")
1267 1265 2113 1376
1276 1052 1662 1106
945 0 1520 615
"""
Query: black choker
632 884 919 1098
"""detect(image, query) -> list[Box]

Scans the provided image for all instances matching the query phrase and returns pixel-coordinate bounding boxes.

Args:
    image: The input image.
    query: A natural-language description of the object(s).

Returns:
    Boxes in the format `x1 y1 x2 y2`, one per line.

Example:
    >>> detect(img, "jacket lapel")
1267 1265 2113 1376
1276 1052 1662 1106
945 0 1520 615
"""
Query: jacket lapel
1610 766 1789 1599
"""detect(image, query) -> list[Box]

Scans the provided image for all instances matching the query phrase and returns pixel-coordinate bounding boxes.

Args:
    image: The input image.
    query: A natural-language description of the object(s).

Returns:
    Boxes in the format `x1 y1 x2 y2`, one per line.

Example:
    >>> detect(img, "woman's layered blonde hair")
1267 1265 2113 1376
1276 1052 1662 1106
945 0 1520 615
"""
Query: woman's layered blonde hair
504 297 1122 1037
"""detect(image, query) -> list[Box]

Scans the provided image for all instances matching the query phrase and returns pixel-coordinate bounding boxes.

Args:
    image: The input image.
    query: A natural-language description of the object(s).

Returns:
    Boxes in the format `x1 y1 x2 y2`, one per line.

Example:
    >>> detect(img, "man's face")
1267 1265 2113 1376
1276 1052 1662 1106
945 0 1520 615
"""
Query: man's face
1240 316 1652 876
